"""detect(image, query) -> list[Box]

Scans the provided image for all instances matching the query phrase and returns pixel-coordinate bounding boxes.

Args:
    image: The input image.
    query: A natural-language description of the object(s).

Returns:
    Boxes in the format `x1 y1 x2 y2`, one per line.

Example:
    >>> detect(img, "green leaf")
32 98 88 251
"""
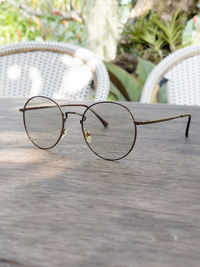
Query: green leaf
104 62 139 101
109 82 126 101
158 84 168 103
136 58 155 90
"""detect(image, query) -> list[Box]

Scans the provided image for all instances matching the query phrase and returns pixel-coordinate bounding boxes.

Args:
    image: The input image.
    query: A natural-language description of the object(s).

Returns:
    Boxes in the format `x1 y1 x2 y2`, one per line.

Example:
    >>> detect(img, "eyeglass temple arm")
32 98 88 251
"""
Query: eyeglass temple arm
135 114 191 137
19 104 109 128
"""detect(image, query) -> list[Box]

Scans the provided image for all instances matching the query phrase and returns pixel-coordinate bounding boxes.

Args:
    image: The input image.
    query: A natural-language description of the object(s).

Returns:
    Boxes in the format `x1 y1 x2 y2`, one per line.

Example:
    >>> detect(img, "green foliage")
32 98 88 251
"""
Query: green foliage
136 58 155 93
151 10 186 52
105 62 139 101
182 14 200 46
157 84 168 104
0 0 133 46
39 15 86 45
119 10 186 63
0 1 86 45
105 58 155 101
0 3 41 43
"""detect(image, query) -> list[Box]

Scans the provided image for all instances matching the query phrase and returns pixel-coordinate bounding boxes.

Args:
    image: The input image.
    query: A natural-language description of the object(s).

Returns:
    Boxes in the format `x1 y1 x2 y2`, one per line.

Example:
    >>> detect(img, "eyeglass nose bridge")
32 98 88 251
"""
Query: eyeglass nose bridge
65 112 86 122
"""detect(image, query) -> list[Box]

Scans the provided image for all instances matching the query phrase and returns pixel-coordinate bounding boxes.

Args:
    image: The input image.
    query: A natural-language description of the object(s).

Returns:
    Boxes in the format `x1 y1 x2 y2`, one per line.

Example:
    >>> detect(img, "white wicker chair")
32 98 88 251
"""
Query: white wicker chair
0 41 110 101
140 44 200 105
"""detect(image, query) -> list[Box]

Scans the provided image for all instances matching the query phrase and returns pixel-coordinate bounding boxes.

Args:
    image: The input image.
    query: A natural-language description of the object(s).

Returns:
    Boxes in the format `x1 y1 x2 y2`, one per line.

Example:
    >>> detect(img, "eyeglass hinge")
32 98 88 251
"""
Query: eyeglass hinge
134 121 143 125
80 116 86 124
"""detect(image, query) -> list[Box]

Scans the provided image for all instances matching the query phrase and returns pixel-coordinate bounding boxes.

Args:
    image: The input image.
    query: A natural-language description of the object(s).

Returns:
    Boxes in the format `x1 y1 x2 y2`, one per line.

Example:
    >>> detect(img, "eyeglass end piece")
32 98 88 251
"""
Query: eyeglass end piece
185 114 191 138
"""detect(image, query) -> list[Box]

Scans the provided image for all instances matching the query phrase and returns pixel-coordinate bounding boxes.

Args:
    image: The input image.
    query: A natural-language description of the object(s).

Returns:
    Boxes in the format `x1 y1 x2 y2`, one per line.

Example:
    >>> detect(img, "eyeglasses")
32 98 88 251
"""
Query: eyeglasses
19 96 191 161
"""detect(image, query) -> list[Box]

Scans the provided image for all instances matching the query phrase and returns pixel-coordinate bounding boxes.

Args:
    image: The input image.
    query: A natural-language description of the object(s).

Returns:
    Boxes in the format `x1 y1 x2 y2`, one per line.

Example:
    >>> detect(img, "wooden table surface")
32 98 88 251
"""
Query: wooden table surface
0 98 200 267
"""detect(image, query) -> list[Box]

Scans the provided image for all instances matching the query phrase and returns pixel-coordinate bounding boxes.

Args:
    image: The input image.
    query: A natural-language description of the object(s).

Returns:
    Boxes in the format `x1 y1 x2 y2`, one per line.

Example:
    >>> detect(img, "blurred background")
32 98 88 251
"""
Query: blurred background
0 0 200 101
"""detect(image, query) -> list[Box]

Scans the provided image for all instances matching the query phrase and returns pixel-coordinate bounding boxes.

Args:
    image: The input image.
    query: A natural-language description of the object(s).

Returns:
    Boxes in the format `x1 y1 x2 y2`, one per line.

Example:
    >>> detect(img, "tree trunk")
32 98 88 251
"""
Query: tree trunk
86 0 121 61
130 0 197 21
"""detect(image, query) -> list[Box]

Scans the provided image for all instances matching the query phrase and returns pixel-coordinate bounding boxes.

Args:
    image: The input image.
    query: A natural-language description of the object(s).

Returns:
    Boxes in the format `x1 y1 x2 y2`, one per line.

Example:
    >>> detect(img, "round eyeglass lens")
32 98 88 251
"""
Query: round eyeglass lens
82 102 136 160
24 96 64 149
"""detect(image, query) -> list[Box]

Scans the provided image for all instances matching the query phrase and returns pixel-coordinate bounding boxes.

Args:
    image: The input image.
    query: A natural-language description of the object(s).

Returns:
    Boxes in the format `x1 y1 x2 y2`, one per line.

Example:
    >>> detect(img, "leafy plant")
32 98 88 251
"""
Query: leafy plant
0 3 42 44
151 10 186 52
119 10 186 64
182 13 200 46
0 1 87 45
0 0 138 46
105 58 155 101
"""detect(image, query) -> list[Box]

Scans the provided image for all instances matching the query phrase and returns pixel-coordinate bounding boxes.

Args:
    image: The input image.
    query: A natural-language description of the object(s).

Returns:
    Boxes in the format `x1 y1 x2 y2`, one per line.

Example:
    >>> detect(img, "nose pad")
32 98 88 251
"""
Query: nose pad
61 129 66 139
84 129 92 143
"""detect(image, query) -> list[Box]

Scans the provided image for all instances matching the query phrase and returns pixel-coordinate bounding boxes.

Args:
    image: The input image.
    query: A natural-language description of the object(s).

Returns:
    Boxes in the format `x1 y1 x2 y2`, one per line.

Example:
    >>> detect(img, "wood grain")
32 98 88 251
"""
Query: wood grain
0 98 200 267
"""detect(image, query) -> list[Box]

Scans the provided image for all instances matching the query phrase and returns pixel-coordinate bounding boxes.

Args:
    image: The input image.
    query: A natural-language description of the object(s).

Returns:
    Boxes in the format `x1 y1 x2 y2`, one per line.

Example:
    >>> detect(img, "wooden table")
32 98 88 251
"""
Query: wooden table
0 98 200 267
